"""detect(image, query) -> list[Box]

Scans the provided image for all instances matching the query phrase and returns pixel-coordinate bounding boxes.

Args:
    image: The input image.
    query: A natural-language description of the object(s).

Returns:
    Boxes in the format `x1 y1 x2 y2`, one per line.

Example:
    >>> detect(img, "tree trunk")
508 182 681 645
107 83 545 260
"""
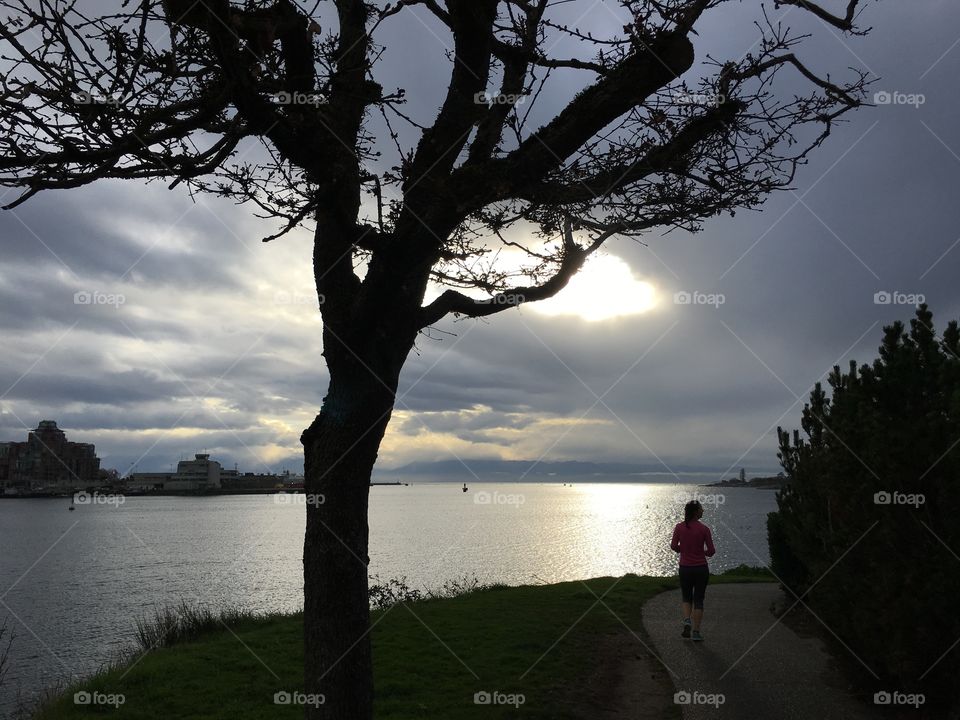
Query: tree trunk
300 343 409 720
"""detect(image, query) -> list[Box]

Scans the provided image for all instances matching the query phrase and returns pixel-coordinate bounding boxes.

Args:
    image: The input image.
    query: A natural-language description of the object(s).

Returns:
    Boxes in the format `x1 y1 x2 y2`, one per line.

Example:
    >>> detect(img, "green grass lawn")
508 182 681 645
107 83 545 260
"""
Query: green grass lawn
32 569 772 720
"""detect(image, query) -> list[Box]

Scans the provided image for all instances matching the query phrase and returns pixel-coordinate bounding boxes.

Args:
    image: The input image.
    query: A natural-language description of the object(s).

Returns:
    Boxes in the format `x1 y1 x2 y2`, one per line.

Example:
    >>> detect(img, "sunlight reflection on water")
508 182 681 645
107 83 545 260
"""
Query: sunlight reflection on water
0 482 775 711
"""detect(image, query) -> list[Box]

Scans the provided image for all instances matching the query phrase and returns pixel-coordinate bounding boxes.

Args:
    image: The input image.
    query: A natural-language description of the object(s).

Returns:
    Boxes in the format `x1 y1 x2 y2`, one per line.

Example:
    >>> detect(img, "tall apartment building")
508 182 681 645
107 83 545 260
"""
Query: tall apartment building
0 420 101 492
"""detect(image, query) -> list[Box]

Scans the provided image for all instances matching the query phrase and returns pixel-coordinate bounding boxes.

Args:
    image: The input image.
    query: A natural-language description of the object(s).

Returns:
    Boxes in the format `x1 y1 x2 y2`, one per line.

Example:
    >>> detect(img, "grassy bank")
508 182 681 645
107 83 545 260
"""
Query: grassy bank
32 569 771 719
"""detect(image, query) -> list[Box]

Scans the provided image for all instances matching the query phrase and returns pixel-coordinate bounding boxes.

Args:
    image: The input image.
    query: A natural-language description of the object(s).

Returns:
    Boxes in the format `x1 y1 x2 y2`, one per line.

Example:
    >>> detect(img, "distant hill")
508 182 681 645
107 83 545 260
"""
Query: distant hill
377 459 776 482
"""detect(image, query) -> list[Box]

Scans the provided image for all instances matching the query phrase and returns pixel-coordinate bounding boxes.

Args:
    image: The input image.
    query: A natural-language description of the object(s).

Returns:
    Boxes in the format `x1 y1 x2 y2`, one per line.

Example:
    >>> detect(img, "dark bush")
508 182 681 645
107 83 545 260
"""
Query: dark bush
768 304 960 712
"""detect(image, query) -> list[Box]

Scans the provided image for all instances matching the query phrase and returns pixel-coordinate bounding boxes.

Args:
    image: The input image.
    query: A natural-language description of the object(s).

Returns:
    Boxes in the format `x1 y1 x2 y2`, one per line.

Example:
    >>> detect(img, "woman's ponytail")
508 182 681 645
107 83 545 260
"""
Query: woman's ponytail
683 500 702 528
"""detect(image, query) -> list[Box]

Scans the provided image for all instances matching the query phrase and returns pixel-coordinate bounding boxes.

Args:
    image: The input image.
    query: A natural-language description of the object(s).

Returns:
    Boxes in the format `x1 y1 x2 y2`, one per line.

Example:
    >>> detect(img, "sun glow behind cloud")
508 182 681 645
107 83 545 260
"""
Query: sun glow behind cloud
531 254 658 321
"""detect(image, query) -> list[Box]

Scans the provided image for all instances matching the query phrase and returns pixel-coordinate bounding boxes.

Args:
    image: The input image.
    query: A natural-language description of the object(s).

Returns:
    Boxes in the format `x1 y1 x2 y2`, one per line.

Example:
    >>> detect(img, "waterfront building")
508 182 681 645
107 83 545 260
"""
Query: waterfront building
0 421 100 493
167 453 222 491
128 453 222 492
125 472 171 492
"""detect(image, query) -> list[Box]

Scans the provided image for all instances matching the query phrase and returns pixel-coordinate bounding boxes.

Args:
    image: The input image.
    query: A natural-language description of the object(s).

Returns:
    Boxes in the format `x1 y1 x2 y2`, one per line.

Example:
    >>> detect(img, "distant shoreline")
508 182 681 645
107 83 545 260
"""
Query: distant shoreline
0 477 785 498
701 476 785 489
0 483 410 499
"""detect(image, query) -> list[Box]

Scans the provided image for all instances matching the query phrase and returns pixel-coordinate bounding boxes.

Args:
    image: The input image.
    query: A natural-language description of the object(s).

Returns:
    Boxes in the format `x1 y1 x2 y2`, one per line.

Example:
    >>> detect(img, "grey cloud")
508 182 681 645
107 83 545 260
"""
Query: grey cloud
3 1 960 476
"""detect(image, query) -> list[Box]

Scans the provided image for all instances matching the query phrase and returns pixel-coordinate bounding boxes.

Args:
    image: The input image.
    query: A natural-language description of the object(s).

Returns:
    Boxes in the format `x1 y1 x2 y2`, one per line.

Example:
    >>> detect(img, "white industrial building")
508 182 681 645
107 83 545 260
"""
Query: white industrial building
127 453 222 492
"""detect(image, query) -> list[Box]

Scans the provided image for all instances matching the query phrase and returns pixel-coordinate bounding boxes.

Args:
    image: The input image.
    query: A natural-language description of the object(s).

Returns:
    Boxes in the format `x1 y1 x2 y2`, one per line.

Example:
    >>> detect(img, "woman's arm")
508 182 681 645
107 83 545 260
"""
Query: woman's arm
670 524 681 553
704 526 716 557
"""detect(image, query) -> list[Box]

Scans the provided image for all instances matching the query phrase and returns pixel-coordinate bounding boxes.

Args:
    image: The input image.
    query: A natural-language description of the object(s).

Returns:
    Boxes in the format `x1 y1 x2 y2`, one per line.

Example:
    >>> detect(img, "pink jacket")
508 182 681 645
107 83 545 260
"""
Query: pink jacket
671 520 716 566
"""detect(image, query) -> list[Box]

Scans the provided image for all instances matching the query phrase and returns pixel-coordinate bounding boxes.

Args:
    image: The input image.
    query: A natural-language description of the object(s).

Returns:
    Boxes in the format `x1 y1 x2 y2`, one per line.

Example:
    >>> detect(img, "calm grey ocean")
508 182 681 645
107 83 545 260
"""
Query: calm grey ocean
0 481 775 715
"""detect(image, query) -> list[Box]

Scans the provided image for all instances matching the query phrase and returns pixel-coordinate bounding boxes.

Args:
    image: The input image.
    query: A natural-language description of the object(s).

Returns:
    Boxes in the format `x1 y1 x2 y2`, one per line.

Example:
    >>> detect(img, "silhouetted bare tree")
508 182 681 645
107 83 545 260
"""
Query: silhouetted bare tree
0 1 876 717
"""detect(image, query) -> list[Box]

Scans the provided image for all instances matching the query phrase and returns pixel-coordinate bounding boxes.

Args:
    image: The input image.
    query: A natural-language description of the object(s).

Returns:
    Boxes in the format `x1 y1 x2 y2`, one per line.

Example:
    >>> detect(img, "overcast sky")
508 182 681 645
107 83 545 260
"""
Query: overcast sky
1 1 958 480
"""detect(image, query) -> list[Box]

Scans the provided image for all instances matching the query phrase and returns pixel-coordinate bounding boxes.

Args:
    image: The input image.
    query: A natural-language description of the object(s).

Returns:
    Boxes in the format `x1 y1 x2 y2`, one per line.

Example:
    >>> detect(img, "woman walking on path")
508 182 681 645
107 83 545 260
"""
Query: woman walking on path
670 499 715 641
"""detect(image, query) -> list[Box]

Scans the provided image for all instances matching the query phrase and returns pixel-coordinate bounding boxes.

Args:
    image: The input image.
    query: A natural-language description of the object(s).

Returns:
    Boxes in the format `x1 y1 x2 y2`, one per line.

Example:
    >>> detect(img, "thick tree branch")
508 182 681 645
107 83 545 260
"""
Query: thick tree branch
452 28 696 208
514 98 744 204
400 0 499 195
469 0 548 164
419 220 617 327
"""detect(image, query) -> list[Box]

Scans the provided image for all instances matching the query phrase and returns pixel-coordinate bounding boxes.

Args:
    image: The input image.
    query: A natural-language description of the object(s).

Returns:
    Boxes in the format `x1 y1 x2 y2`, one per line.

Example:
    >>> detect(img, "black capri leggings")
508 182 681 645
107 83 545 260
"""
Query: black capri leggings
679 564 709 609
